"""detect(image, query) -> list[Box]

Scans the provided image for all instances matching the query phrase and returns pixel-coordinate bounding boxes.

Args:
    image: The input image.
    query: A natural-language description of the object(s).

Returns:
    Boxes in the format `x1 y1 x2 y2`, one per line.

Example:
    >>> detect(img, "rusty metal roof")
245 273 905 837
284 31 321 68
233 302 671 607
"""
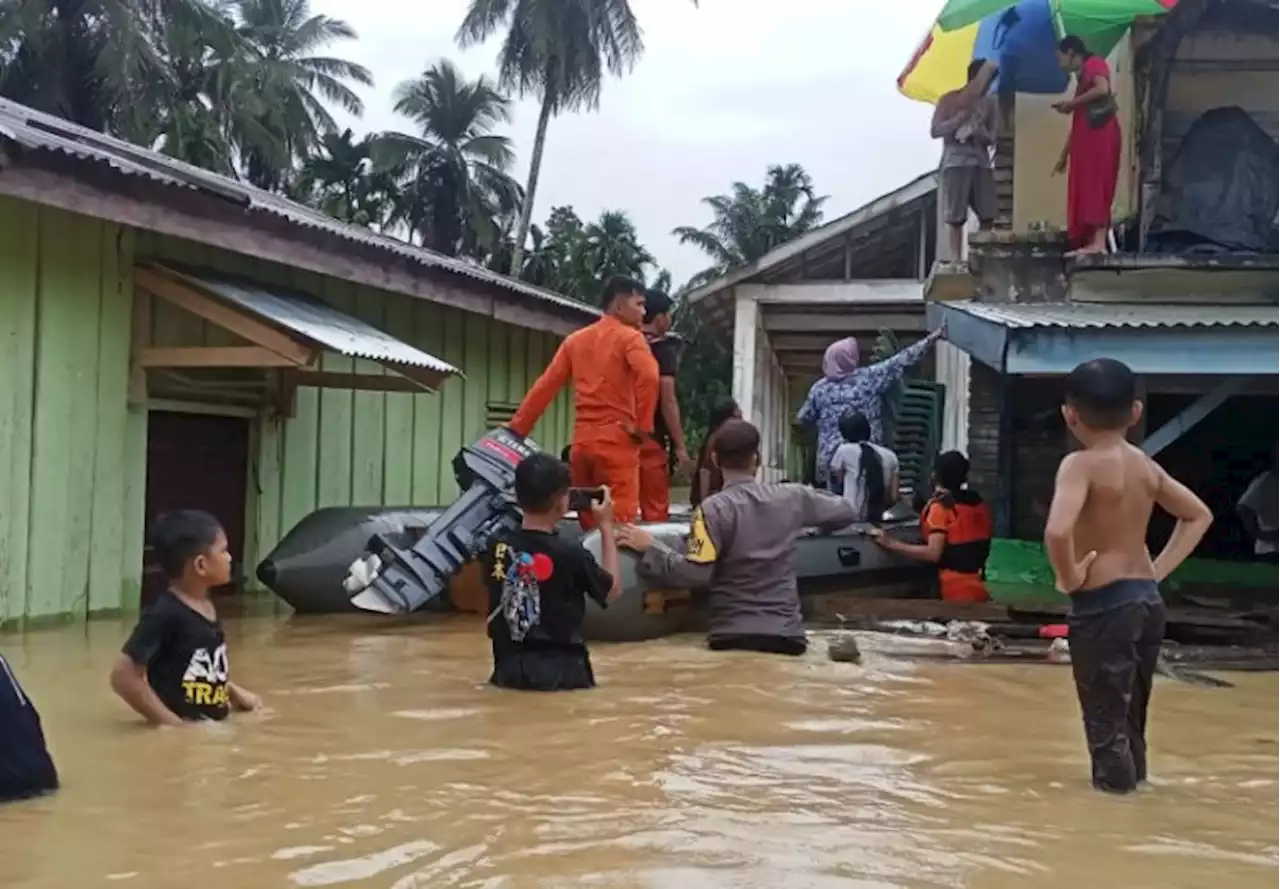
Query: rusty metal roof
171 268 460 377
940 300 1279 330
0 97 599 321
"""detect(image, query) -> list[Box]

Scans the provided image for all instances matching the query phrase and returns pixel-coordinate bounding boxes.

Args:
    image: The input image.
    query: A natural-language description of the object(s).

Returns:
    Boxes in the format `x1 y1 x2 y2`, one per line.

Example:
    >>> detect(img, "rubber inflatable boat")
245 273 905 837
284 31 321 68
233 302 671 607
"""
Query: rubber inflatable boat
258 504 931 638
255 428 934 639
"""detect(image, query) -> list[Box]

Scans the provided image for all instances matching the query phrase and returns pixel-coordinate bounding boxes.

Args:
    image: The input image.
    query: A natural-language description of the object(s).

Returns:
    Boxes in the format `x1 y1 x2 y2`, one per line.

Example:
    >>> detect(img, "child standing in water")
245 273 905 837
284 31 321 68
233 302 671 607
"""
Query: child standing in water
110 510 261 726
484 454 622 691
1043 358 1212 793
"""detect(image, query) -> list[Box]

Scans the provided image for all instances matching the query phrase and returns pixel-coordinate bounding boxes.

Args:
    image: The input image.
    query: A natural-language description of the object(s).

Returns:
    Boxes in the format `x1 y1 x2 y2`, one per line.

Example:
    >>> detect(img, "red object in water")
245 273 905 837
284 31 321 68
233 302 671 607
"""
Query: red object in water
1039 624 1069 639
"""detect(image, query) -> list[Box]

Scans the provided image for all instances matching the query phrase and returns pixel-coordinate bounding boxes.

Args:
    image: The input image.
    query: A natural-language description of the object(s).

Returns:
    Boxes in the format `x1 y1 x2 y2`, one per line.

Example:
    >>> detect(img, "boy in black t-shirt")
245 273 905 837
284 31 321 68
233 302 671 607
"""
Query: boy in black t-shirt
483 453 622 691
0 651 59 803
110 510 261 726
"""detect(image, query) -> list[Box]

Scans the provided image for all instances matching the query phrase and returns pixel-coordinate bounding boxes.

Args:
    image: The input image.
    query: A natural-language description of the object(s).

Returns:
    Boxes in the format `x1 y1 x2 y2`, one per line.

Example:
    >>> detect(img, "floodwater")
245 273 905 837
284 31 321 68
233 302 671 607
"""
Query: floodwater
2 612 1276 889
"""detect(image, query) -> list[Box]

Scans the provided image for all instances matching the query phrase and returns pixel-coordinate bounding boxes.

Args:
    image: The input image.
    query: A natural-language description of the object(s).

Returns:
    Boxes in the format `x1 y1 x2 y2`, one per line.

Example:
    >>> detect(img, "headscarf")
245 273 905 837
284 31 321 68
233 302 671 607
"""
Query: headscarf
822 337 861 381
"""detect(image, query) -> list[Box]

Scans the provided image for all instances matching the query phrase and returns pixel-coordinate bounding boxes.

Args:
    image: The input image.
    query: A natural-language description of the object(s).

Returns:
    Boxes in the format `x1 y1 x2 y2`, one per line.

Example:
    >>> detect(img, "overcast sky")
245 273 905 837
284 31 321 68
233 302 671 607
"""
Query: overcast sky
312 0 944 286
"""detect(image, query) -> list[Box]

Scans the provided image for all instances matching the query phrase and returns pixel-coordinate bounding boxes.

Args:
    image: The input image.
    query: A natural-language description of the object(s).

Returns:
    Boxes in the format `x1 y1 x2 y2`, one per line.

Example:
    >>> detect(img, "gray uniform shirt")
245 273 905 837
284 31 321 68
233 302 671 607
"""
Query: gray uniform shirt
638 472 857 640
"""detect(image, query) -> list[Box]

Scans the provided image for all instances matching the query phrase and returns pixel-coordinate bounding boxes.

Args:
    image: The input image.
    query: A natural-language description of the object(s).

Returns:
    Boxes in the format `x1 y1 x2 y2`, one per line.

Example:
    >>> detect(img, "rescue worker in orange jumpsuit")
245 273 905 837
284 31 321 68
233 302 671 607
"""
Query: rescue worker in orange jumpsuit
638 290 691 521
509 276 659 528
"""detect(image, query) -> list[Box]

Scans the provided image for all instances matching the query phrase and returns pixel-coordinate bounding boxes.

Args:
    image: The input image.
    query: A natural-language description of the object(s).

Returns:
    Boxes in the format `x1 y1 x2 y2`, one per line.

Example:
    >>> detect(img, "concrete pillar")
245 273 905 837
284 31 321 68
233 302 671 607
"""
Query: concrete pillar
731 288 758 427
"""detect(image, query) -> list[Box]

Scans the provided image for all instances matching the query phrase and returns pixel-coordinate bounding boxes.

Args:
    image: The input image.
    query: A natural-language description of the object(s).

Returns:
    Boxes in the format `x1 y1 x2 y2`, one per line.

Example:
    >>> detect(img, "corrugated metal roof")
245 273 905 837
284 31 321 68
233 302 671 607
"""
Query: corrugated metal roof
943 300 1279 330
0 98 599 321
174 269 460 376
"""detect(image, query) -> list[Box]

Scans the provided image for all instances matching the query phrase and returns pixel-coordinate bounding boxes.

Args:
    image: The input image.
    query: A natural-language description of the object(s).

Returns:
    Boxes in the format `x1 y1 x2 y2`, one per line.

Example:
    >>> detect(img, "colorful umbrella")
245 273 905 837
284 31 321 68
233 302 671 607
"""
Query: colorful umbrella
898 0 1178 104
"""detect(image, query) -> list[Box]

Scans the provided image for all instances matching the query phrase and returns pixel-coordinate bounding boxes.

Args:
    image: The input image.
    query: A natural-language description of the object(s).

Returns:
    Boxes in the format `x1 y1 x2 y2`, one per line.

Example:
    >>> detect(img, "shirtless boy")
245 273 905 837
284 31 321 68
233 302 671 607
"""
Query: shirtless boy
1043 358 1212 794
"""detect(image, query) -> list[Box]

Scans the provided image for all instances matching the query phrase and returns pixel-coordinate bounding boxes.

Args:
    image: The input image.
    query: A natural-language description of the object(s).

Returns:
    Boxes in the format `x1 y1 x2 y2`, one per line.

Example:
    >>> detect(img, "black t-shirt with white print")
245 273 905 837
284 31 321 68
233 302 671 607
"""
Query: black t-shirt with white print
483 527 613 654
122 590 230 721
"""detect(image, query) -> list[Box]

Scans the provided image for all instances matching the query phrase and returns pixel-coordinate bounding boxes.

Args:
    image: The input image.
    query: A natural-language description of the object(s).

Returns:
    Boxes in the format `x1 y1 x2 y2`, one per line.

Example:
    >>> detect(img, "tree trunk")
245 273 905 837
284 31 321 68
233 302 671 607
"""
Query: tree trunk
509 93 554 277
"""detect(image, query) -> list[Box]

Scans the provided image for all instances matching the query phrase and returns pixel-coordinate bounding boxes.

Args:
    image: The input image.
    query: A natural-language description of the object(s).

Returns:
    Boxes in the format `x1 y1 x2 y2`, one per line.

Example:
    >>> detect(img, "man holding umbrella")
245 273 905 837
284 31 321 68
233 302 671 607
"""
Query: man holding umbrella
931 58 1000 262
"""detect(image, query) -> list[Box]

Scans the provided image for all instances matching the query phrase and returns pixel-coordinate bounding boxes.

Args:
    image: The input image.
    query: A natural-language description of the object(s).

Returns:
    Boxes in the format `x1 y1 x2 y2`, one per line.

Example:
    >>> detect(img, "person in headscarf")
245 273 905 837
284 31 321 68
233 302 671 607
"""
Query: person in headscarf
795 329 944 492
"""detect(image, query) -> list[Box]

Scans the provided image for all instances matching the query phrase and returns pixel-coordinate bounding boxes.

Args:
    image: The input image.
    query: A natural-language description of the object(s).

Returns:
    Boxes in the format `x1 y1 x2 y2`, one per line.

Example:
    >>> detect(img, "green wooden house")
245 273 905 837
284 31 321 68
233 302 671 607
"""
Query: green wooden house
0 98 598 627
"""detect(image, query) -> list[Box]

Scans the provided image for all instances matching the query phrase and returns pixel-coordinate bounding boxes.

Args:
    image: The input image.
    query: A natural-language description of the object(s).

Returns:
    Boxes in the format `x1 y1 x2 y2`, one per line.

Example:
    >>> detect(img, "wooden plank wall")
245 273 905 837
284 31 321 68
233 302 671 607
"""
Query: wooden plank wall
134 233 575 584
0 198 146 626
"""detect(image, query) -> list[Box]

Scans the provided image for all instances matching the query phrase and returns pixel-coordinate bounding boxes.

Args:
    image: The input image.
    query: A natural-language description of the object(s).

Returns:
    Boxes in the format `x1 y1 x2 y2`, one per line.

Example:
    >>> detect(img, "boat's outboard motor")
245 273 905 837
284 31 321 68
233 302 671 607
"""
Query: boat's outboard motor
344 427 538 614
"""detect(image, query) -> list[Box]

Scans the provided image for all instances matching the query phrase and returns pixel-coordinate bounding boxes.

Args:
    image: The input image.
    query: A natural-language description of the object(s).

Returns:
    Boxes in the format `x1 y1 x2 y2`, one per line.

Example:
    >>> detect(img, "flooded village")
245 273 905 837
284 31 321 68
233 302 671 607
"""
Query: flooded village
0 0 1277 886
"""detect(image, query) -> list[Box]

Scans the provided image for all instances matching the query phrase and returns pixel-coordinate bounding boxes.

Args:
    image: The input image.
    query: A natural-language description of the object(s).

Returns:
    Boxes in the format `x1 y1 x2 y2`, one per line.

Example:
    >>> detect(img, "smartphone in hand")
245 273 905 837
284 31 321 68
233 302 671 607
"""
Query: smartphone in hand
567 486 607 513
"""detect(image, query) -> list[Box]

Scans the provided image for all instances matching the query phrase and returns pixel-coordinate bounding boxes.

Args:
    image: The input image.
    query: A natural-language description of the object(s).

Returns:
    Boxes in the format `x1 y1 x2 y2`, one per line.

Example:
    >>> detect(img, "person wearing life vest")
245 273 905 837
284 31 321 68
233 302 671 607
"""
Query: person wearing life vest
869 450 992 603
509 276 659 529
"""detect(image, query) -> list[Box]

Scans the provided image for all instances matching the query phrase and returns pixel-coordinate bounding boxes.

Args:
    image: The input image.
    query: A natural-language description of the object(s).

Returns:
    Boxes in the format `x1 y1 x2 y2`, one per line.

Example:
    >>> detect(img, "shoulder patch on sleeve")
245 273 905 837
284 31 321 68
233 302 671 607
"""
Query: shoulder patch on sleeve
685 507 718 564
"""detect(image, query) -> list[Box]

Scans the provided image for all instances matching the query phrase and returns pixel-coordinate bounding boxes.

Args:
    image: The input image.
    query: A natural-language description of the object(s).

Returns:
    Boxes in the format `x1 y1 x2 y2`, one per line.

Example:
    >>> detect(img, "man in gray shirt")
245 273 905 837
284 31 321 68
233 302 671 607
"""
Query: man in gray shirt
616 420 855 655
933 59 999 262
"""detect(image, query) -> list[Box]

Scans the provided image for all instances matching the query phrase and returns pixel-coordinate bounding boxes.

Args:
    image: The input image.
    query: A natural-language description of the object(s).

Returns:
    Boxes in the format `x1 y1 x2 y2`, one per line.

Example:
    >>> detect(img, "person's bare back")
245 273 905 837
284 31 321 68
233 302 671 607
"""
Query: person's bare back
1045 358 1213 595
1051 441 1212 592
1066 442 1159 590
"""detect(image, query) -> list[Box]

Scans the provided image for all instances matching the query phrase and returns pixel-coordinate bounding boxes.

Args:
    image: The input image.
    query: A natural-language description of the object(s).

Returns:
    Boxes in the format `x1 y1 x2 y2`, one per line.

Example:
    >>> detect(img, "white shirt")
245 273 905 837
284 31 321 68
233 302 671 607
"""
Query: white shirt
830 442 899 521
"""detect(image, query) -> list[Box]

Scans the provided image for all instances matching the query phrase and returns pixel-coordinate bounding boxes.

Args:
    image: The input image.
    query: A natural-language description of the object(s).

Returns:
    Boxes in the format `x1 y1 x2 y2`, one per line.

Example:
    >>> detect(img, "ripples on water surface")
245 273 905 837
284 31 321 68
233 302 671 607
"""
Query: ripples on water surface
1 614 1276 888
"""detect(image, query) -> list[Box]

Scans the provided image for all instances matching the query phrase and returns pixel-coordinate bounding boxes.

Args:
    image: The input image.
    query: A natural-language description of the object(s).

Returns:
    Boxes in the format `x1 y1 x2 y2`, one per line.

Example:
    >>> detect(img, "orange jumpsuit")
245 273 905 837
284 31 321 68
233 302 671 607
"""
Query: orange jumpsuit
509 315 659 527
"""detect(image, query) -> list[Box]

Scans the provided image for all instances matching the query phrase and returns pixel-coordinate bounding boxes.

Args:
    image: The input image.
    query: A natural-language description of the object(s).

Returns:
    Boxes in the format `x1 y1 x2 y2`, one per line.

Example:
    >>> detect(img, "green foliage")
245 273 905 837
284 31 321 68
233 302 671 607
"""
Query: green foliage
673 163 828 287
671 164 828 446
0 0 371 191
0 0 829 461
371 59 522 258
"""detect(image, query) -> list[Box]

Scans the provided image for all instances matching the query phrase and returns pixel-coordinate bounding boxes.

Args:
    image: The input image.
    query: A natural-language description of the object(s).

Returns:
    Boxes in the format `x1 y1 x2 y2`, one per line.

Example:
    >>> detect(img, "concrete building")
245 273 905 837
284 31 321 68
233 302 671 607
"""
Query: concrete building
926 0 1278 554
0 98 595 626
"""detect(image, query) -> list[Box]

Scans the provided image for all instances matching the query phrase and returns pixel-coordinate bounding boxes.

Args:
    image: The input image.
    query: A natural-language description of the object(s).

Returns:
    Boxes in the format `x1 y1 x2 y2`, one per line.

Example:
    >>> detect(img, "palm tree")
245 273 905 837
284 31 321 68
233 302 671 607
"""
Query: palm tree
292 128 396 227
373 59 522 258
673 163 828 286
144 2 272 175
455 0 646 276
232 0 372 189
580 209 653 287
0 0 232 135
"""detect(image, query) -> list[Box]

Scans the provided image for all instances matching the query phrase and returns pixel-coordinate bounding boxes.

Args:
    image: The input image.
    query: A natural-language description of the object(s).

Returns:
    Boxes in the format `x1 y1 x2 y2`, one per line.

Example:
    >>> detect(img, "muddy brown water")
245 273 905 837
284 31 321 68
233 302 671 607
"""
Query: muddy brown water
1 612 1276 888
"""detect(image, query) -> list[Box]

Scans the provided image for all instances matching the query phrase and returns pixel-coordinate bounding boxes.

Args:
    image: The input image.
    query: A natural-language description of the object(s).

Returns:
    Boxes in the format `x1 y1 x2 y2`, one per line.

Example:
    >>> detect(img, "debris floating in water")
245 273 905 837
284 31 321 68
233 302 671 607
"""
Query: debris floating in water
827 636 862 664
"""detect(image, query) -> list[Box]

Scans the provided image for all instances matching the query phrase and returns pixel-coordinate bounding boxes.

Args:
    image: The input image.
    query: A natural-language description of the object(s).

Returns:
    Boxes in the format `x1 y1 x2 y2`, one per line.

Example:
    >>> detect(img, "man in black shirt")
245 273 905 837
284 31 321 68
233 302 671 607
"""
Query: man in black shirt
0 651 58 803
639 289 690 521
110 510 261 725
484 454 622 691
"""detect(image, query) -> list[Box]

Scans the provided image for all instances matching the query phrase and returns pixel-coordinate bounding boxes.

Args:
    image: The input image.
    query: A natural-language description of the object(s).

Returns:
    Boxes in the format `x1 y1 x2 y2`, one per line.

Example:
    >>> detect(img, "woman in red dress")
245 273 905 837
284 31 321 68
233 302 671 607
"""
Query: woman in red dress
1052 36 1122 256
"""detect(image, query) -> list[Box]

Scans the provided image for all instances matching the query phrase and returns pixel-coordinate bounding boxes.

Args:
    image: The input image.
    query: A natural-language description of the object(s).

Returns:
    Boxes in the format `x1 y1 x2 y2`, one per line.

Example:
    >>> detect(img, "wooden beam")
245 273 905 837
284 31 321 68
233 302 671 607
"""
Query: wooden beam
139 346 304 368
763 311 926 333
136 267 315 366
293 370 422 393
128 284 150 405
739 280 923 306
147 399 259 419
1142 376 1248 457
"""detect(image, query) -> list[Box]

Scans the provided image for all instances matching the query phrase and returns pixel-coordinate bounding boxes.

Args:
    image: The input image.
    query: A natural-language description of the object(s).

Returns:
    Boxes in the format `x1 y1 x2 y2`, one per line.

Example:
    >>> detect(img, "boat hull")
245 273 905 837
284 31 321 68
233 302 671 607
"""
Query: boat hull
577 521 931 642
257 508 933 639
